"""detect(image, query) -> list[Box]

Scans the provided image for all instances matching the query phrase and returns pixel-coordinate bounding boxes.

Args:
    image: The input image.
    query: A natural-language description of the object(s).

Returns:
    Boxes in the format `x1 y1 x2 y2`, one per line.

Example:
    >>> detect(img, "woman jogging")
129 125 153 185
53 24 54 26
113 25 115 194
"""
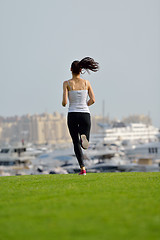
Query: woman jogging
62 57 99 175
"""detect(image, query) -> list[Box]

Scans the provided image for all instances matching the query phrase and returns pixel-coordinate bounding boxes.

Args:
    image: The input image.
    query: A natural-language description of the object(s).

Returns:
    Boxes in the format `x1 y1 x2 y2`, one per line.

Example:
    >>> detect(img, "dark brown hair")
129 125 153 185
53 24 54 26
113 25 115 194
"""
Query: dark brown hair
71 57 99 74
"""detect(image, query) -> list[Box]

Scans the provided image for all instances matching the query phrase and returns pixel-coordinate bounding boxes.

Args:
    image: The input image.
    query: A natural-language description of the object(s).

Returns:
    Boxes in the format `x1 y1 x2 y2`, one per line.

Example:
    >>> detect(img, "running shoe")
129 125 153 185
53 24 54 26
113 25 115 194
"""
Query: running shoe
81 135 89 149
79 169 86 175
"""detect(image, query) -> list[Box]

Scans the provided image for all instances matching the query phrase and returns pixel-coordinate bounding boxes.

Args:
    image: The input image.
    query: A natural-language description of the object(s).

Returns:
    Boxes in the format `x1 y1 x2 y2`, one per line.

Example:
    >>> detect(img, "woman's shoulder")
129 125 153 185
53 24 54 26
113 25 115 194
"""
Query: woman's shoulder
63 79 71 86
63 81 70 92
85 79 91 88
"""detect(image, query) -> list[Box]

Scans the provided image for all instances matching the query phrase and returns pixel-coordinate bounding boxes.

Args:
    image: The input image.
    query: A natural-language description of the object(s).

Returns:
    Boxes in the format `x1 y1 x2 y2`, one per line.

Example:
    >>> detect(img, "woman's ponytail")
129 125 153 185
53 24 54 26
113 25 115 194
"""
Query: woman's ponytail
71 57 99 74
79 57 99 73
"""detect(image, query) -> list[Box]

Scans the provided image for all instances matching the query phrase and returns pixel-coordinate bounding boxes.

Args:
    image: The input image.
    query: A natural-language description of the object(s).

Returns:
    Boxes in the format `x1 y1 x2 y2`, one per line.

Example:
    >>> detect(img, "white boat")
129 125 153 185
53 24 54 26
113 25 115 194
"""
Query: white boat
94 122 159 144
124 141 160 160
0 145 35 165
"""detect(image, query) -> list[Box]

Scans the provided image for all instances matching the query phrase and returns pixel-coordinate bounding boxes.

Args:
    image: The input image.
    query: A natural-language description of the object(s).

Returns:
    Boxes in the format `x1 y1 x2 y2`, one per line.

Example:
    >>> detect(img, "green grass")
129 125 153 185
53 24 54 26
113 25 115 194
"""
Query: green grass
0 172 160 240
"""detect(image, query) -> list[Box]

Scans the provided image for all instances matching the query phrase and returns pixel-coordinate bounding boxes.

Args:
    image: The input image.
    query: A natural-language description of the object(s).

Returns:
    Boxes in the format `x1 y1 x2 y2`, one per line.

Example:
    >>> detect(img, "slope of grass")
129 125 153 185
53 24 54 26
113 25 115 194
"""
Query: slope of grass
0 172 160 240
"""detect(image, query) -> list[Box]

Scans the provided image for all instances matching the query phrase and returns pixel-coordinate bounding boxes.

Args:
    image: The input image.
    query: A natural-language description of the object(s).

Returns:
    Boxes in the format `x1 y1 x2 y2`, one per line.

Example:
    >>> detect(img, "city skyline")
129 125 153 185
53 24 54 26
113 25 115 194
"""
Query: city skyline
0 0 160 127
0 111 156 146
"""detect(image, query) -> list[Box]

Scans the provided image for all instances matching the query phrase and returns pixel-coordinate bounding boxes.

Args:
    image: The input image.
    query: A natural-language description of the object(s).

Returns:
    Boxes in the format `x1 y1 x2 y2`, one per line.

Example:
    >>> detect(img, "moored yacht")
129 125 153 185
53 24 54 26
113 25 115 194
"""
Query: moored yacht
94 122 159 144
124 141 160 160
0 145 35 165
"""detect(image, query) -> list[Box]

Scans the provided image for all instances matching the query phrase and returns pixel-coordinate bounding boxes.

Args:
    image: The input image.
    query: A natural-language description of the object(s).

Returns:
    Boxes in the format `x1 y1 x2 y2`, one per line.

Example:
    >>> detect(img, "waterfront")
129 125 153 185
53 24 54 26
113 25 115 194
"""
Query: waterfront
0 142 160 176
0 121 160 176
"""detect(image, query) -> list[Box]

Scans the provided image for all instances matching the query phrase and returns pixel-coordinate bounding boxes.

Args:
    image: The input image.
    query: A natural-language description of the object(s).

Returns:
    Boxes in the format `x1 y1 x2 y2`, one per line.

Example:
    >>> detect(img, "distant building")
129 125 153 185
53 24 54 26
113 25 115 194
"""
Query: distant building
0 113 71 145
0 113 154 145
122 114 152 125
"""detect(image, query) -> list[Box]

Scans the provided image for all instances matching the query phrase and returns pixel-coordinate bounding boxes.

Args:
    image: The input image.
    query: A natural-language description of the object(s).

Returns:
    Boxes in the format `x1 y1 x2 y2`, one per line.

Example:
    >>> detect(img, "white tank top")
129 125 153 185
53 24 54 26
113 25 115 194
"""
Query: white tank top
68 81 90 113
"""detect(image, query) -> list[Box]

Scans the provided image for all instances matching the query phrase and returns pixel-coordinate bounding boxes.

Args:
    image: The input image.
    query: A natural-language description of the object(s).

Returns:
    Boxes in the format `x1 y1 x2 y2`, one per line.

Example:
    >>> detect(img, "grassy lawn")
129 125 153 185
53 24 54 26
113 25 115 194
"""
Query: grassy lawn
0 172 160 240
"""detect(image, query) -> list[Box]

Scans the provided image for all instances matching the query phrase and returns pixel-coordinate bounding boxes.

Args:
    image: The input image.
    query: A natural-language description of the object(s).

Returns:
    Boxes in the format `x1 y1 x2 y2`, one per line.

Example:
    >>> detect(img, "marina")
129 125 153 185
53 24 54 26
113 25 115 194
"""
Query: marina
0 122 160 176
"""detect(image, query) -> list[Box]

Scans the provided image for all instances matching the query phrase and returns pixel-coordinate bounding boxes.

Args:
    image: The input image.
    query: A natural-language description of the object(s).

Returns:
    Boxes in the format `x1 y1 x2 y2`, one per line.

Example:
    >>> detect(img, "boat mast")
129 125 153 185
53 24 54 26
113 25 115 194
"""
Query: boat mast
102 100 105 124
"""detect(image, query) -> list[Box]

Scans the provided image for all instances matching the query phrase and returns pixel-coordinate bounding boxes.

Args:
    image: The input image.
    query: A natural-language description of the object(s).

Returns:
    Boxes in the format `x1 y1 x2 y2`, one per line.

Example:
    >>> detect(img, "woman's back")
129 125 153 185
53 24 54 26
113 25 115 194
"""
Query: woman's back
67 78 88 91
68 78 90 113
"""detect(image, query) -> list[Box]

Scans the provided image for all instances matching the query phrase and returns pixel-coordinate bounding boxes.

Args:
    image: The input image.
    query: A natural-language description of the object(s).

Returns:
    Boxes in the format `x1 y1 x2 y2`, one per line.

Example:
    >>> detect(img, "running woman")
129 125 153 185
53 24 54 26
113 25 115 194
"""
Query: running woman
62 57 99 175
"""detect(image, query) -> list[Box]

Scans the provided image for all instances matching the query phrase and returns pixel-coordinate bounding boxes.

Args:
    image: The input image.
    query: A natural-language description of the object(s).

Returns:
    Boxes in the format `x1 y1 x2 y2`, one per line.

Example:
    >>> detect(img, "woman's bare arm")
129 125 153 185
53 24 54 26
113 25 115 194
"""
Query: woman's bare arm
87 81 95 106
62 81 68 107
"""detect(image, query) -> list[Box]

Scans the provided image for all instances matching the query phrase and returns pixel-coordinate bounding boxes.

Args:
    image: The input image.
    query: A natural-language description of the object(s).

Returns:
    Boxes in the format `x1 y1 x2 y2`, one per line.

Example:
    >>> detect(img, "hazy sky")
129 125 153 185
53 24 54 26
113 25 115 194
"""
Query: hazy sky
0 0 160 126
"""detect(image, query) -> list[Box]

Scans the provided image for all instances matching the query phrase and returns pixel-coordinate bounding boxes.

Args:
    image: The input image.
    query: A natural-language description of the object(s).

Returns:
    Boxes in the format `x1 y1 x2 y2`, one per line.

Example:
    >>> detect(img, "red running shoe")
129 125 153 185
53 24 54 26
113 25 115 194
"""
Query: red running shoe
79 169 86 175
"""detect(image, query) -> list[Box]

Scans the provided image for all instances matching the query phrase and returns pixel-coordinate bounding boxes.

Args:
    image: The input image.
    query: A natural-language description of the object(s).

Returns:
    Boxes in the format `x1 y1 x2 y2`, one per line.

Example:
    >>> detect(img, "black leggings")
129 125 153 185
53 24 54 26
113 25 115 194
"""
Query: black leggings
67 112 91 168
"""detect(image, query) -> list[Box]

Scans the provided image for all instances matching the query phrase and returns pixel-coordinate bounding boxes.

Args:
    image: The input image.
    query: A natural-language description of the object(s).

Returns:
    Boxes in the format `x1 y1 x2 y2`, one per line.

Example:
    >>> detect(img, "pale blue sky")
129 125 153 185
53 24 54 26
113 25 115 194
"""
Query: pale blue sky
0 0 160 126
